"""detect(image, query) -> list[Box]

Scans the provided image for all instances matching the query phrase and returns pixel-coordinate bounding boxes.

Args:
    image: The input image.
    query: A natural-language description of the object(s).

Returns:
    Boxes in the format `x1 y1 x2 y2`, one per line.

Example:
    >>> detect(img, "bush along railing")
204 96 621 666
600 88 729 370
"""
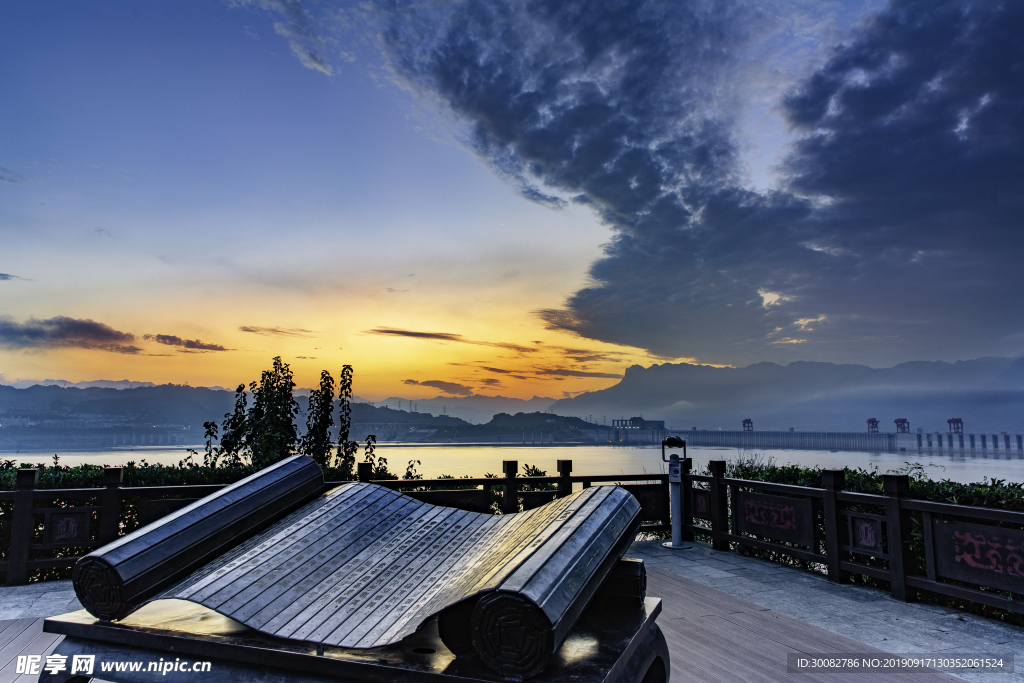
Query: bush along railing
0 460 669 586
680 458 1024 621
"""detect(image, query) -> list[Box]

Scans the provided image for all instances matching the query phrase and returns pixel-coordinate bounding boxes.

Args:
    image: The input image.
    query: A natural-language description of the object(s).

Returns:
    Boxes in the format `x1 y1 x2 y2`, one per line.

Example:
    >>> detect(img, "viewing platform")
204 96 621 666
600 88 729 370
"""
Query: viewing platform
2 539 1019 683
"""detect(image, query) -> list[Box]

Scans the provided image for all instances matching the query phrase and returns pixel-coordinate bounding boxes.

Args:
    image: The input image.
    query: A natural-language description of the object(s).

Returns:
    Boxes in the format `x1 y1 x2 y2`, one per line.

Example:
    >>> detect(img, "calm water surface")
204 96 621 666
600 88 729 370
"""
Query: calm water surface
12 443 1024 484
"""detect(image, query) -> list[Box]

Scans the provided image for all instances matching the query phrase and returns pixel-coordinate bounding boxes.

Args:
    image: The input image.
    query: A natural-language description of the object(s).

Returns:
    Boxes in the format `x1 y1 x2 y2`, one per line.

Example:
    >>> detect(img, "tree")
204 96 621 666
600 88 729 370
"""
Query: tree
362 434 394 480
247 357 299 469
204 360 389 477
335 365 359 479
218 385 249 467
205 358 299 470
300 370 335 468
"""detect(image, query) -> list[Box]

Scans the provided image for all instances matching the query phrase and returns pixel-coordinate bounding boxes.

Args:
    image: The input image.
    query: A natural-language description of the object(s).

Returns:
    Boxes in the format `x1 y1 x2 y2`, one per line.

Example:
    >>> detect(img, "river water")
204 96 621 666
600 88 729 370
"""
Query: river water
11 443 1024 485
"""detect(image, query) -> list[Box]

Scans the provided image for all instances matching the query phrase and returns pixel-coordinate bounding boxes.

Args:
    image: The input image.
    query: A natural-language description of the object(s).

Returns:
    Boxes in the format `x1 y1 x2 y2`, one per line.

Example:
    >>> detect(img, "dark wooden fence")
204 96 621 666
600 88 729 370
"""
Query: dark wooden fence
681 459 1024 615
0 460 668 586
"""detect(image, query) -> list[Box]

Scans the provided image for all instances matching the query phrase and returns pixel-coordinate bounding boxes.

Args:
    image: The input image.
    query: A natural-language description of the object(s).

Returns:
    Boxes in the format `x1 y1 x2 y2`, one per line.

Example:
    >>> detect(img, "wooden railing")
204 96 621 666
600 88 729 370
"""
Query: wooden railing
680 459 1024 615
0 459 668 586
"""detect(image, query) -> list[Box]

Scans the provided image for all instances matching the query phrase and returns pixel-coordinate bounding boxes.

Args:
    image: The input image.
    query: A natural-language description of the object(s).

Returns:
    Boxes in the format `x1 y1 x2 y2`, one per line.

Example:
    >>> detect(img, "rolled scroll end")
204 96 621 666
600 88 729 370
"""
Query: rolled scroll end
471 592 553 680
72 556 137 622
598 557 646 604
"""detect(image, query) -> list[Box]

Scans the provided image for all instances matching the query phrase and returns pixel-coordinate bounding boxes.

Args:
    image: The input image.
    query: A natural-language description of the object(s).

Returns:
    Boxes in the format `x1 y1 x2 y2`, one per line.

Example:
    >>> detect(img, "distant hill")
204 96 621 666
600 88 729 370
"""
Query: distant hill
374 395 557 424
7 378 161 390
551 357 1024 433
0 383 471 429
0 384 238 427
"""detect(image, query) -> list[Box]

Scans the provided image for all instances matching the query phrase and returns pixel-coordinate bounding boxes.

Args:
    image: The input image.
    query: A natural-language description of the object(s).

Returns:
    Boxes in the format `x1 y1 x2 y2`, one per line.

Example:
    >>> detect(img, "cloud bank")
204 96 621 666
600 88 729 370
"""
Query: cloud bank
366 327 538 354
239 325 316 338
250 0 1024 366
0 316 141 354
402 378 474 396
143 334 229 352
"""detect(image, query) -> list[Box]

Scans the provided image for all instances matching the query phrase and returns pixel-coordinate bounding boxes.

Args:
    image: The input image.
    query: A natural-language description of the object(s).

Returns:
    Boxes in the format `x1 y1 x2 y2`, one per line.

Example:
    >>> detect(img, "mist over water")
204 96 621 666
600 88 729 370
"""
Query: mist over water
13 444 1024 486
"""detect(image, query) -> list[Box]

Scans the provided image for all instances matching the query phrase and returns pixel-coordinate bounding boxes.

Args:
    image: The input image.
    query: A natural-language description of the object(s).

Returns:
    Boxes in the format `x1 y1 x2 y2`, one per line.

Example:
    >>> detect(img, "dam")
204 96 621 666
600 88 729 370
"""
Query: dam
662 429 1024 454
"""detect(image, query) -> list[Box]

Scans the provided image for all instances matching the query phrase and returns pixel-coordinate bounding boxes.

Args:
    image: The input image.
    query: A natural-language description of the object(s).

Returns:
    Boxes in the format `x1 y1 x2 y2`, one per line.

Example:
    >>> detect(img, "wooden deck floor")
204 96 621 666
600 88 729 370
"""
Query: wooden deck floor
0 569 961 683
0 618 61 683
647 568 961 683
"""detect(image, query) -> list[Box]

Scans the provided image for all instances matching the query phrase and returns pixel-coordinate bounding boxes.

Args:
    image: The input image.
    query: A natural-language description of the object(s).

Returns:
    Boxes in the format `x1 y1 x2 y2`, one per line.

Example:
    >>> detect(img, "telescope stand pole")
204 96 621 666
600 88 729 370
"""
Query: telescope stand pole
662 453 691 550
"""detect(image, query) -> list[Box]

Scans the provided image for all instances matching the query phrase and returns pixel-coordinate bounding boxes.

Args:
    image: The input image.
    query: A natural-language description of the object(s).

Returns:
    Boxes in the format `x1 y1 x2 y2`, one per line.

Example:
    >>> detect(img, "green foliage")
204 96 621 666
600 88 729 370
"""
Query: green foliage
197 360 388 477
334 365 359 478
520 463 555 491
203 357 300 470
300 370 336 468
404 459 423 480
218 384 250 466
246 357 299 469
361 435 395 480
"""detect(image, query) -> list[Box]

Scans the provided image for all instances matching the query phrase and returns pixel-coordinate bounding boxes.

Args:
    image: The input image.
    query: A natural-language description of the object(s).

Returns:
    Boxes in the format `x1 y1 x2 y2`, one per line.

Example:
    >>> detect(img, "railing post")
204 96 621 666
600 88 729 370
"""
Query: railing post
556 460 572 498
822 469 845 582
502 461 518 514
883 474 913 601
357 462 372 482
7 468 39 586
708 460 729 551
680 458 692 541
99 467 123 545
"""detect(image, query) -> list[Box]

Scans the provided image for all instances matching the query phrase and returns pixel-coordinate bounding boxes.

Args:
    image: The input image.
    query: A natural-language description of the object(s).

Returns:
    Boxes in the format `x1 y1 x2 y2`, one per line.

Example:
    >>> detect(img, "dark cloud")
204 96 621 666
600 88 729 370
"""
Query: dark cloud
0 273 26 281
453 361 622 381
553 347 629 363
239 325 316 338
478 378 503 386
0 316 141 354
536 0 1024 365
366 327 538 353
532 368 623 379
143 334 229 352
0 166 25 184
402 379 475 396
252 0 1024 365
479 366 515 374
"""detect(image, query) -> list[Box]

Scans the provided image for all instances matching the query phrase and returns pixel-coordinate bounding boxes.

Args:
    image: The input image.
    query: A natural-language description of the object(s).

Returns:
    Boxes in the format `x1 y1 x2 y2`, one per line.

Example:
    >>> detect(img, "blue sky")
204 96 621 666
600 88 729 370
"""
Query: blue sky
2 0 1022 399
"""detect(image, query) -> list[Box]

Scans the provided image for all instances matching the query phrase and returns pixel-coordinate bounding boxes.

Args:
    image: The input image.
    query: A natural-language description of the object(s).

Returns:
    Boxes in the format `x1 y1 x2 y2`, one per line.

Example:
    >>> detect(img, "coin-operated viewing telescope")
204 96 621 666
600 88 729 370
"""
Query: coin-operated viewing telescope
661 436 690 549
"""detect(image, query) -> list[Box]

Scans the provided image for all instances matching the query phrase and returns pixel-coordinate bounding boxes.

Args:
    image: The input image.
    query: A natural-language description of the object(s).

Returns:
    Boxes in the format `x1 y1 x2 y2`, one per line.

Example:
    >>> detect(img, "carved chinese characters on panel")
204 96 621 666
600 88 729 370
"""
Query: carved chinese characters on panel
933 520 1024 593
734 491 813 547
691 490 711 520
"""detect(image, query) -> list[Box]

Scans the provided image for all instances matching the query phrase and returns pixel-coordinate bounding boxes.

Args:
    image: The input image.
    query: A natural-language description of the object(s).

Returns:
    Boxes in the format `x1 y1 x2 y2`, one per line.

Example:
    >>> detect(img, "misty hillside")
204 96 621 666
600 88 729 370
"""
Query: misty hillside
375 395 557 424
552 357 1024 433
0 384 466 428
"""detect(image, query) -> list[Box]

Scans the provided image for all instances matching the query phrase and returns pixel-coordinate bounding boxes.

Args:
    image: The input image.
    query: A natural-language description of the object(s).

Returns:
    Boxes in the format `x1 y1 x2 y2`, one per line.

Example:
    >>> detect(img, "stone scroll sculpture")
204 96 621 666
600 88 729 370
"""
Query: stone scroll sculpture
73 455 643 679
72 455 324 622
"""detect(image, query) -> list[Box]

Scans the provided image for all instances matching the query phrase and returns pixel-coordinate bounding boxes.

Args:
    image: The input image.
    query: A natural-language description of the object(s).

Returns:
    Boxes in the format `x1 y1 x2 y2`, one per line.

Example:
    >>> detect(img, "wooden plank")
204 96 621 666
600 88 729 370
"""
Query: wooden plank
659 616 834 683
0 630 61 675
660 616 810 683
646 571 770 616
0 621 27 644
0 619 40 670
671 614 860 683
645 568 962 683
0 622 64 683
647 587 748 620
646 576 748 618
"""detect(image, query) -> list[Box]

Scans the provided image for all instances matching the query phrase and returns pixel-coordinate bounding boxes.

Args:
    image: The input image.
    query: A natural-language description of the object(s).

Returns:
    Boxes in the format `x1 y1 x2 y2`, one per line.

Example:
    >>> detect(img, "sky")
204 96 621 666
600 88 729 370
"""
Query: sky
2 0 1022 403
